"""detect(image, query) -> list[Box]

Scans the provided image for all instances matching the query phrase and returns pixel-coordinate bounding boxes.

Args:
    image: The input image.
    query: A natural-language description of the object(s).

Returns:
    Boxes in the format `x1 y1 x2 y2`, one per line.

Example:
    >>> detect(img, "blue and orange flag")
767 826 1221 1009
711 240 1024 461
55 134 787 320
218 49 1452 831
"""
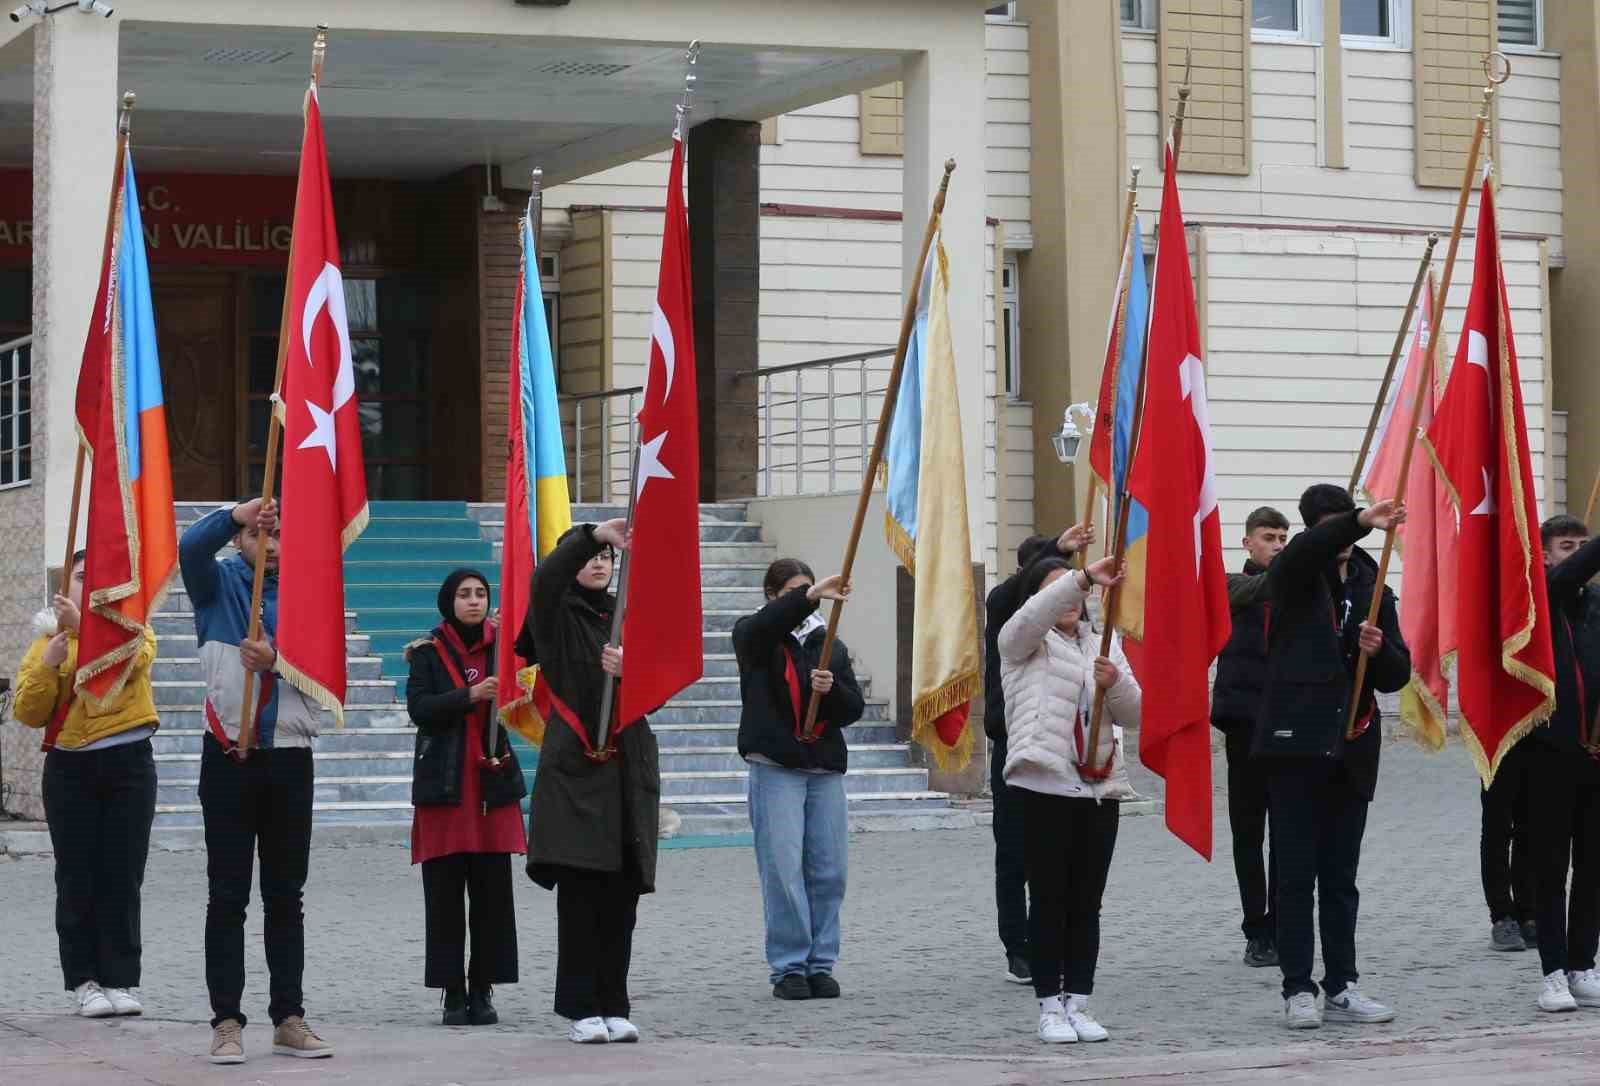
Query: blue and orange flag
496 209 572 745
884 223 981 771
73 148 177 707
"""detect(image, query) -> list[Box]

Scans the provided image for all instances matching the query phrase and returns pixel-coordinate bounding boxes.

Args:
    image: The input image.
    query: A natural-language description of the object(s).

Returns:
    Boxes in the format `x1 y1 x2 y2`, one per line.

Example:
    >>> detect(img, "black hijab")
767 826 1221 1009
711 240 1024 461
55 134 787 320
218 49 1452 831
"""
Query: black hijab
438 567 492 647
557 525 617 616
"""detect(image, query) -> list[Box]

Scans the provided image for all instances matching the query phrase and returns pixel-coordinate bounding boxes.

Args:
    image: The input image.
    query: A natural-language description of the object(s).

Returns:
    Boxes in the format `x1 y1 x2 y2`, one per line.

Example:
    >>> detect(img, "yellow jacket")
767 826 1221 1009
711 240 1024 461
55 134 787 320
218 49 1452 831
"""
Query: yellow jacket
12 619 159 749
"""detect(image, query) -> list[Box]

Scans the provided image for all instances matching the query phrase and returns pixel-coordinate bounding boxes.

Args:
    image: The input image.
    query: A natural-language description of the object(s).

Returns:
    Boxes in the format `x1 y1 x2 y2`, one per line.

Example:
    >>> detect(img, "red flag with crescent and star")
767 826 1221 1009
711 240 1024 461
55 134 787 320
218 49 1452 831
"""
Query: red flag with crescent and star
618 130 703 726
1422 177 1553 785
275 86 370 724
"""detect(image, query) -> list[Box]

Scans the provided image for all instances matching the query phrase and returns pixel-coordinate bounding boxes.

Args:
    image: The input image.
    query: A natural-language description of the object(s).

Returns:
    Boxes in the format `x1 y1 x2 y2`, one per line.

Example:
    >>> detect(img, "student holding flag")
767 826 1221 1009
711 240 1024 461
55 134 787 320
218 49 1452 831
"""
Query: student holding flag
10 101 173 1022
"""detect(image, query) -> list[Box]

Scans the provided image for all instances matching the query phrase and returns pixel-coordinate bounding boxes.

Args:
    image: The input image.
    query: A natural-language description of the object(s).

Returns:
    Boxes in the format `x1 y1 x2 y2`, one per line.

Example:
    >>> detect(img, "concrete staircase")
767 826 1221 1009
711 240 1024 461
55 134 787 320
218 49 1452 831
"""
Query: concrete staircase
143 500 959 846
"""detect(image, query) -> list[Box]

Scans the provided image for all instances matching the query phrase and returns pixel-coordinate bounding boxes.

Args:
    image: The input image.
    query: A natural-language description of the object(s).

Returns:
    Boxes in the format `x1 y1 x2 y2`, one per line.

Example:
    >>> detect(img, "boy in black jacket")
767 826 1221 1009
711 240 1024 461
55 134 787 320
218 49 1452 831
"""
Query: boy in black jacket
983 523 1092 985
1254 485 1408 1030
1212 506 1290 969
1527 516 1600 1013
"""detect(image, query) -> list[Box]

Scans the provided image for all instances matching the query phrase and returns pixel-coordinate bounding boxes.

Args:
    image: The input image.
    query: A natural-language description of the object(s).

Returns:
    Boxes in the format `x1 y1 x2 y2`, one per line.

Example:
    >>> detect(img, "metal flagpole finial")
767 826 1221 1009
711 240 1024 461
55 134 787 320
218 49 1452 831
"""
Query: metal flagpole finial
311 24 329 87
118 91 135 136
1179 45 1193 100
674 39 701 140
1128 165 1140 191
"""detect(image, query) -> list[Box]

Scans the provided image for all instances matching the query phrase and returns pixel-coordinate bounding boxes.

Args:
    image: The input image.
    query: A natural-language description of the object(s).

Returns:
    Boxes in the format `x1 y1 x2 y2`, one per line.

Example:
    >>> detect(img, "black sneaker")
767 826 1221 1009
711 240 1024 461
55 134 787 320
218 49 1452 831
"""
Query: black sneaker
1521 920 1539 947
1491 917 1527 952
441 986 469 1026
1243 938 1279 968
1005 954 1032 985
467 985 498 1026
808 973 840 999
773 974 811 1000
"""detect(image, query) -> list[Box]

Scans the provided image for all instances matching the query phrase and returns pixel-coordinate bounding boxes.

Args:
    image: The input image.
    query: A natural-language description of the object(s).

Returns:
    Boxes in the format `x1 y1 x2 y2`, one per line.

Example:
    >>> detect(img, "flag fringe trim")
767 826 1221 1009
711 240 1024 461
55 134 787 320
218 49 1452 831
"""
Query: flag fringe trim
885 512 916 577
340 502 371 553
275 654 347 730
910 669 977 772
498 665 548 748
1397 675 1448 753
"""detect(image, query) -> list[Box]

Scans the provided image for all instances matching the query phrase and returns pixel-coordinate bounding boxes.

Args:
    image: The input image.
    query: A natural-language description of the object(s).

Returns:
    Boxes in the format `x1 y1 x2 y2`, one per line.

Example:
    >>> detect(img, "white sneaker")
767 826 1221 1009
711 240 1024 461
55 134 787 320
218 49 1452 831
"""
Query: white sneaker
1541 970 1579 1012
103 988 142 1016
1064 994 1108 1042
568 1016 610 1044
1284 991 1321 1030
1037 996 1078 1044
603 1016 640 1043
75 981 115 1019
1567 969 1600 1008
1323 985 1395 1023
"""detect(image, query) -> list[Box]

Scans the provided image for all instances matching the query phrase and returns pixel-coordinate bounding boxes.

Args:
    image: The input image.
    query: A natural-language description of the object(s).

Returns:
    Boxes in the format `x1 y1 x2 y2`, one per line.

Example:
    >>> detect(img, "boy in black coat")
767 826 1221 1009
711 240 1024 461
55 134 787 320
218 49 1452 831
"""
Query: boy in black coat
1253 485 1408 1030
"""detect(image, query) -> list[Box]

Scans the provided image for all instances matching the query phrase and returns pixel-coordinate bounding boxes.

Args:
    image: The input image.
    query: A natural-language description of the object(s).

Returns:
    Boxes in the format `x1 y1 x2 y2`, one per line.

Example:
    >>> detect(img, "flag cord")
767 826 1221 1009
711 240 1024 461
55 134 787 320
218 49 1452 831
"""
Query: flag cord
797 159 957 744
1344 67 1505 742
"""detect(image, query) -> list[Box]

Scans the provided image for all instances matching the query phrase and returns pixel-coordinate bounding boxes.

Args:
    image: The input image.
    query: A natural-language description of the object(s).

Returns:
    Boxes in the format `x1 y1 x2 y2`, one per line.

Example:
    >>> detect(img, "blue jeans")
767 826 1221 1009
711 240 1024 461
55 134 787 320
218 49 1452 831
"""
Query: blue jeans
747 761 848 983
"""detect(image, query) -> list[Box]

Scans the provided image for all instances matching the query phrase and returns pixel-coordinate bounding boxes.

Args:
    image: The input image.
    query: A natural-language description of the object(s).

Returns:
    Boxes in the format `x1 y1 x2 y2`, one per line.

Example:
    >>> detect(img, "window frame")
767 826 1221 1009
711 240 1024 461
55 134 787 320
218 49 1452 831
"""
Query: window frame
985 2 1018 22
1001 254 1021 399
1251 0 1309 42
0 335 32 491
1498 0 1543 52
1340 0 1409 51
1120 0 1156 33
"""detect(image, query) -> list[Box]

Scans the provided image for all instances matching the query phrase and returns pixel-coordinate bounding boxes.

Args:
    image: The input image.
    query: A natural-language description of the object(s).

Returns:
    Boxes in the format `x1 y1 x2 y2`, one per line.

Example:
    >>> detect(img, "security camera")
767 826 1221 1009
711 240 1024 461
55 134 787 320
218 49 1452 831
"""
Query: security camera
8 1 47 23
77 0 113 15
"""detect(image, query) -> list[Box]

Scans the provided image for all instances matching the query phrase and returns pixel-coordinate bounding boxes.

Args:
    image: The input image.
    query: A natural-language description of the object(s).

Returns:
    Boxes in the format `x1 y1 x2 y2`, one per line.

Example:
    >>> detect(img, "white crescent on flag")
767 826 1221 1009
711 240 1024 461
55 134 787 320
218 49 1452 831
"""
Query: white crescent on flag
302 261 355 410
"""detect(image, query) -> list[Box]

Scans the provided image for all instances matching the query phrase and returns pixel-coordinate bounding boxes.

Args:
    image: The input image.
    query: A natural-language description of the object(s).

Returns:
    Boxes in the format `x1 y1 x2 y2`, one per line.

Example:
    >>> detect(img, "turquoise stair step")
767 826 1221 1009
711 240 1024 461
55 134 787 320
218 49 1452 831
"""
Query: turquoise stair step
368 501 468 518
349 540 495 561
358 519 486 541
354 607 446 632
345 560 503 584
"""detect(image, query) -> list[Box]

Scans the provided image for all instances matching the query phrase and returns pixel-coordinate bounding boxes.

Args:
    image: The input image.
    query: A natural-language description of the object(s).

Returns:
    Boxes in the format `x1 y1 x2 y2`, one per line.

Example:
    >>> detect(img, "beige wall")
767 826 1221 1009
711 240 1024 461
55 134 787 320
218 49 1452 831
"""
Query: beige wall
1018 0 1125 537
746 492 899 724
1551 1 1600 526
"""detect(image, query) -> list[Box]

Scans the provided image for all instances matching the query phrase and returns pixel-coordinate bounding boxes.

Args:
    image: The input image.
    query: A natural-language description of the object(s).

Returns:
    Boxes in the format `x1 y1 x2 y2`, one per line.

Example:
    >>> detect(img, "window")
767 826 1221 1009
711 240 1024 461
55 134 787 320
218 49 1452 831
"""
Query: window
1120 0 1154 30
540 252 562 392
1001 255 1021 397
985 2 1016 20
0 335 30 489
1499 0 1540 49
1342 0 1402 45
1254 0 1302 35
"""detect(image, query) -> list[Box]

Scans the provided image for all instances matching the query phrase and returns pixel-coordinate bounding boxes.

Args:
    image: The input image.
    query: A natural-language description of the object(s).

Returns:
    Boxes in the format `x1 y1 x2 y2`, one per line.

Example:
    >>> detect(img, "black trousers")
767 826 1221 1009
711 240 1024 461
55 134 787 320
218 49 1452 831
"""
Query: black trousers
198 734 313 1028
990 735 1029 959
1480 738 1536 925
1267 761 1369 999
421 852 519 989
553 866 640 1020
1020 789 1119 1000
41 739 157 991
1526 743 1600 976
1224 728 1276 942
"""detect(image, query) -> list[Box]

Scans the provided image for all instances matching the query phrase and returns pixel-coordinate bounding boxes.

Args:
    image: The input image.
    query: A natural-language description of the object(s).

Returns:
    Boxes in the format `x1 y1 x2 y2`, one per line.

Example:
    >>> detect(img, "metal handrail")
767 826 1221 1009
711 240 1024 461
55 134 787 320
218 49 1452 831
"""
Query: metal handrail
0 333 32 353
733 346 894 380
559 383 643 405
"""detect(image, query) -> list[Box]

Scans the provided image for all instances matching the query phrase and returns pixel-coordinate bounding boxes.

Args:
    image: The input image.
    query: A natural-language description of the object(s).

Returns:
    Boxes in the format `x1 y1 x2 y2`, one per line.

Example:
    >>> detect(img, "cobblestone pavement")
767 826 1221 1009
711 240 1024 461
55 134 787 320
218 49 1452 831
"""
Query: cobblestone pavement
5 739 1599 1083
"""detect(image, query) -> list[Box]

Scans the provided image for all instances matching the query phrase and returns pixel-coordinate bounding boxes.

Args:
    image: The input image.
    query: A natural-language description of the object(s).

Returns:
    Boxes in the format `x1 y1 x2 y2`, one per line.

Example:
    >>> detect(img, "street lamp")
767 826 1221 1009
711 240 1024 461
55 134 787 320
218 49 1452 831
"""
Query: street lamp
1051 402 1095 464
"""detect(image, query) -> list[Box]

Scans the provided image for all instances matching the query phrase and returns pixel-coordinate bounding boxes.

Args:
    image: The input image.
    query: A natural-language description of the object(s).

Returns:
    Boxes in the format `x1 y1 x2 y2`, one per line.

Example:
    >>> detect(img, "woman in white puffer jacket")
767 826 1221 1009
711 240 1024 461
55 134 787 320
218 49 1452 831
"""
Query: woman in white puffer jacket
998 553 1140 1046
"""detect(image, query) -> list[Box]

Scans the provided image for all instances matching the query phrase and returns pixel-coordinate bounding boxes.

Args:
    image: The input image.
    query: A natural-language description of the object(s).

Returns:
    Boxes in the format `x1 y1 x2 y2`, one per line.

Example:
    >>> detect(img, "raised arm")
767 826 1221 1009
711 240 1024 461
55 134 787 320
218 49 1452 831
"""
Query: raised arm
1269 511 1370 598
998 570 1090 665
178 505 241 608
524 524 606 656
1228 570 1270 610
732 588 816 665
1547 535 1600 608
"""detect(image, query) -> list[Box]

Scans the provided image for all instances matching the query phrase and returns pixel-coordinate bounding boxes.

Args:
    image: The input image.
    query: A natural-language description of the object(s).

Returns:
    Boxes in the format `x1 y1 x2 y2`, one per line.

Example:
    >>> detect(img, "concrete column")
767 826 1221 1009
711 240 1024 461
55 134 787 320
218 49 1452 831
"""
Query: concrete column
34 15 119 561
1018 0 1125 535
903 32 988 797
687 119 760 502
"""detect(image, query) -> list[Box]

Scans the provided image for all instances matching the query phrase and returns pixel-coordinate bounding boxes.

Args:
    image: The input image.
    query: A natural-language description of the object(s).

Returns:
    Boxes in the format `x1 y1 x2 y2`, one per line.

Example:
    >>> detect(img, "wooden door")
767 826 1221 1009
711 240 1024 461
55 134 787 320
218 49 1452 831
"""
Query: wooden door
151 272 236 499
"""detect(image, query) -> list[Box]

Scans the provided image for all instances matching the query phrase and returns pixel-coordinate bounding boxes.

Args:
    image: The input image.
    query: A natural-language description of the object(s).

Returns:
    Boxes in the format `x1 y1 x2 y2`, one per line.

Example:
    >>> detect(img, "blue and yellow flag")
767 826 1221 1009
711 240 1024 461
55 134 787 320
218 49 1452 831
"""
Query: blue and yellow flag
884 225 981 771
1110 224 1149 642
496 212 572 745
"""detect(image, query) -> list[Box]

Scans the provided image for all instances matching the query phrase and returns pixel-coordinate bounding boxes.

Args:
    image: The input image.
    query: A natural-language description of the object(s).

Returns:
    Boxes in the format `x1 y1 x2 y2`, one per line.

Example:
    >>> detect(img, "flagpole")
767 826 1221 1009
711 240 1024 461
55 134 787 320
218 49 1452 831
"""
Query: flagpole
798 158 957 742
1584 465 1600 526
237 25 327 758
1078 51 1194 779
1080 165 1142 571
1349 234 1439 495
1344 54 1510 742
60 93 137 603
595 41 699 754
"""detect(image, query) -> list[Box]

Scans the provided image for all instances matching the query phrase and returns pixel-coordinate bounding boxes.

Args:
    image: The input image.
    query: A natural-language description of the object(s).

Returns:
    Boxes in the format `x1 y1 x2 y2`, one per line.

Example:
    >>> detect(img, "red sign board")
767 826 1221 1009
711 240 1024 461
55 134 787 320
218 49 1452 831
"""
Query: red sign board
0 169 298 268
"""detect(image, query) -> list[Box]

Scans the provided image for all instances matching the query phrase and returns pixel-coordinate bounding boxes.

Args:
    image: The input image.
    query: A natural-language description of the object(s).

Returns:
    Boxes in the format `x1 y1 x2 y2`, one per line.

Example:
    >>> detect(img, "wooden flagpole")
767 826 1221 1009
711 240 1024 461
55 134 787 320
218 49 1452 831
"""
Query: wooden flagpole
1584 466 1600 526
60 93 137 601
1079 165 1143 571
798 159 957 742
236 26 327 758
1348 233 1439 495
595 41 700 754
1077 48 1193 779
1344 54 1511 741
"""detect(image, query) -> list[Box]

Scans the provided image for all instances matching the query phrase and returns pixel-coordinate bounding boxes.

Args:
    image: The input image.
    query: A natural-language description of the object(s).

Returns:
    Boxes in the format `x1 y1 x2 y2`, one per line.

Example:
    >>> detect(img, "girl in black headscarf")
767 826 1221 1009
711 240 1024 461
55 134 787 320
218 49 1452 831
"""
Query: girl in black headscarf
406 568 527 1026
515 519 661 1045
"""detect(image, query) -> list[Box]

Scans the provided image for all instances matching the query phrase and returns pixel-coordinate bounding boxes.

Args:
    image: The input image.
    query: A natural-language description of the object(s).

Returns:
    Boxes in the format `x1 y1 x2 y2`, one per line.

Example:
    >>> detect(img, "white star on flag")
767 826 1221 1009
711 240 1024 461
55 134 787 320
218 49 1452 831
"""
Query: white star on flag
635 429 675 499
1470 466 1496 516
299 399 338 471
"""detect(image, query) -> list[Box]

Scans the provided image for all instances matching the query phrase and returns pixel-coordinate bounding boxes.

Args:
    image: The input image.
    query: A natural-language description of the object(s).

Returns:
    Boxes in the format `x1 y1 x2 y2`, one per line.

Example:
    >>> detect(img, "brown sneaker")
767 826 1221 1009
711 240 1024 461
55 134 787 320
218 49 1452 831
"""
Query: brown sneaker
272 1016 333 1059
208 1019 245 1065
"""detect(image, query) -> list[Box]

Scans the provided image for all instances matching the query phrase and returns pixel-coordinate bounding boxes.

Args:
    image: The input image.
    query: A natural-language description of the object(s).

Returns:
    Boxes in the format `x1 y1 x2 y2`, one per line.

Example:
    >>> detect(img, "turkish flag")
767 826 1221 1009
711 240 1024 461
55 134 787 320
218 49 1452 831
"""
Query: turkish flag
1423 179 1554 784
275 88 370 722
1125 145 1231 860
618 133 703 725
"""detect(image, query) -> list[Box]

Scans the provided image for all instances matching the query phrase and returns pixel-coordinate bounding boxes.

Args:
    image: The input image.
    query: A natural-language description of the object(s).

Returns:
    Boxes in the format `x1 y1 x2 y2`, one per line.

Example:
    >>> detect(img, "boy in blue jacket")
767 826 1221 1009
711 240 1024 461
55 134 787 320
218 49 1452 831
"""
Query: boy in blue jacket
179 498 333 1065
